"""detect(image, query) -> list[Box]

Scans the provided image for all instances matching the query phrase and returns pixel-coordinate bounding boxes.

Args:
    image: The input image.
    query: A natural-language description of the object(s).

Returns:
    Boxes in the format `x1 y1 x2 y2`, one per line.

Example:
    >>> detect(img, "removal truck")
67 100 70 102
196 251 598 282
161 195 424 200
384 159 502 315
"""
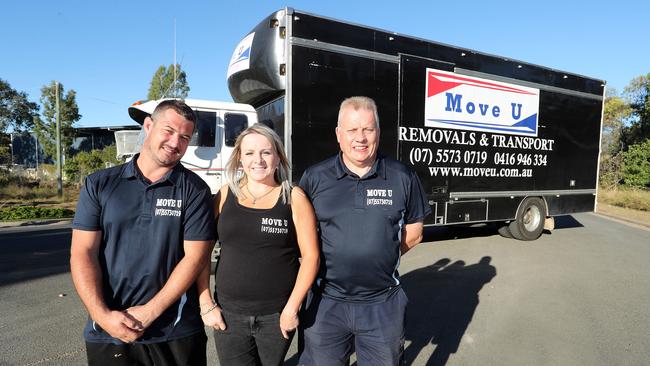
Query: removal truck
224 8 605 240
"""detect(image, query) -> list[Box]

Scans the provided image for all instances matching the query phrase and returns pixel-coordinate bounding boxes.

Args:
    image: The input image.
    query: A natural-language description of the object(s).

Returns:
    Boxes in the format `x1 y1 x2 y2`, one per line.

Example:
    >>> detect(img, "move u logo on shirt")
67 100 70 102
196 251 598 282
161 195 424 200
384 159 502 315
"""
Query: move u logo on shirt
260 217 289 234
155 198 183 217
366 189 393 206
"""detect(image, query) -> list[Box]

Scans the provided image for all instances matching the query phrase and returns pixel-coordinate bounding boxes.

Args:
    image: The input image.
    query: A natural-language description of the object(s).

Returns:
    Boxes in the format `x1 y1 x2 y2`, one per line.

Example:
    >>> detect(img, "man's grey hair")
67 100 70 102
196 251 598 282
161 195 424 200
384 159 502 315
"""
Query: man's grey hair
337 96 380 128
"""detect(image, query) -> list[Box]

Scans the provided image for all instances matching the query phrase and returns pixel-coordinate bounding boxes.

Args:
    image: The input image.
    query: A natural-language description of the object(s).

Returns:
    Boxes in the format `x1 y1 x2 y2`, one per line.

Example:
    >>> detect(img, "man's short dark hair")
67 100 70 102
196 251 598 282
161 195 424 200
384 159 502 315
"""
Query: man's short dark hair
151 100 196 124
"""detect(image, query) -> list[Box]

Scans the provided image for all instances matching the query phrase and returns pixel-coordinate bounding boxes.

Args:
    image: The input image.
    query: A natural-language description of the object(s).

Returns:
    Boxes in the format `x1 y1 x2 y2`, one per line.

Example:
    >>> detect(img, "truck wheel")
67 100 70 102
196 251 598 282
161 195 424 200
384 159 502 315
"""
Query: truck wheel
509 197 546 241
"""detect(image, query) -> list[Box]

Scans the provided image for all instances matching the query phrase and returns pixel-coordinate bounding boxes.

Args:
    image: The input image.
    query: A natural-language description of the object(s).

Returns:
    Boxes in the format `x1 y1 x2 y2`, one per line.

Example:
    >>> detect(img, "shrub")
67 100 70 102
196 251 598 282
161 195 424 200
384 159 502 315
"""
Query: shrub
599 153 623 189
0 206 74 221
621 139 650 188
65 145 120 185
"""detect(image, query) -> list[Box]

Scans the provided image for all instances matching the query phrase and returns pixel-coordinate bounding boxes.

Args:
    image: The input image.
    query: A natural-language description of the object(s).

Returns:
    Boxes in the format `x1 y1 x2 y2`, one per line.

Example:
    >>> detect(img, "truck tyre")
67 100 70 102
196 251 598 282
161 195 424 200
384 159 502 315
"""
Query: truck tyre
497 224 513 238
509 197 546 241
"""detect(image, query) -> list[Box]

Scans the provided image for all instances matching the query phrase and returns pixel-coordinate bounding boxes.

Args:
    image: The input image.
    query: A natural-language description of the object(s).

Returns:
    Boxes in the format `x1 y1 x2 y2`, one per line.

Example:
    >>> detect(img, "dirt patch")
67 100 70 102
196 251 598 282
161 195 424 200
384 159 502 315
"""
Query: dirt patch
596 203 650 228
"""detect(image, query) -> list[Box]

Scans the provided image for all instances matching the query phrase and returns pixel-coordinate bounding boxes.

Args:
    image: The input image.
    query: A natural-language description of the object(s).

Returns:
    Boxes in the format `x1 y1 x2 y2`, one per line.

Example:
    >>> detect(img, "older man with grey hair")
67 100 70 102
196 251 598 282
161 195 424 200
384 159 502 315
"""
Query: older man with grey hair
298 96 431 365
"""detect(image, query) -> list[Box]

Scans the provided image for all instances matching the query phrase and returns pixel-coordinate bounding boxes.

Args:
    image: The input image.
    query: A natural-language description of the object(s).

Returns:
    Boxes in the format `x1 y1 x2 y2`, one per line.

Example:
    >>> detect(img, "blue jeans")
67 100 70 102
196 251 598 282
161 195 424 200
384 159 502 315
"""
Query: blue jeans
213 309 293 366
299 287 407 366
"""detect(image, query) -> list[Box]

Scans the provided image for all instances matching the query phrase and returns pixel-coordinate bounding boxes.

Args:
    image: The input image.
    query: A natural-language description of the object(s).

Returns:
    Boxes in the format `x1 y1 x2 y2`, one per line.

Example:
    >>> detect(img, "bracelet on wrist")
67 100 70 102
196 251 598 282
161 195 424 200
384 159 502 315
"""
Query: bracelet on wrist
200 301 216 308
200 303 219 316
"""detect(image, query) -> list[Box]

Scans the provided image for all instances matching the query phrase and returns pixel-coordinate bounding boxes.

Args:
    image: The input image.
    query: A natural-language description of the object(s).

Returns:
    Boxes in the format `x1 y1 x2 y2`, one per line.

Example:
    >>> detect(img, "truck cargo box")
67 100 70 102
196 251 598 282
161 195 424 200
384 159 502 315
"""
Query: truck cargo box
227 8 604 240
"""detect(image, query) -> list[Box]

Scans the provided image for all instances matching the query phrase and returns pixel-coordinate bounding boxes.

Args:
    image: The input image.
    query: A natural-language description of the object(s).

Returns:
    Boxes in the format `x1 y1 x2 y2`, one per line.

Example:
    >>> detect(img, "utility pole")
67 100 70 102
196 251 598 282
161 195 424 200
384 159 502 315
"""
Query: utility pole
173 18 177 98
9 132 14 166
34 133 39 171
55 82 63 197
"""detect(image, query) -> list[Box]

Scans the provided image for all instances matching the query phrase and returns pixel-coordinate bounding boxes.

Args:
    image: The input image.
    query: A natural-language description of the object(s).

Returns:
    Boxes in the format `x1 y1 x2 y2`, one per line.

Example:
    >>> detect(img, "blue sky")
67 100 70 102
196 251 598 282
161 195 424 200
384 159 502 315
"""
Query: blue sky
3 0 648 128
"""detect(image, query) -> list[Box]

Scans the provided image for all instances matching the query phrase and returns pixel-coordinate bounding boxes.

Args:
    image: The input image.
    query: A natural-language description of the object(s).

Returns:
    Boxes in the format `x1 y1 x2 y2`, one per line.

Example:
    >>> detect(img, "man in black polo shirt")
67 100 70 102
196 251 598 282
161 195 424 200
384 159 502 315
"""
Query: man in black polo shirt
298 96 431 365
70 100 215 365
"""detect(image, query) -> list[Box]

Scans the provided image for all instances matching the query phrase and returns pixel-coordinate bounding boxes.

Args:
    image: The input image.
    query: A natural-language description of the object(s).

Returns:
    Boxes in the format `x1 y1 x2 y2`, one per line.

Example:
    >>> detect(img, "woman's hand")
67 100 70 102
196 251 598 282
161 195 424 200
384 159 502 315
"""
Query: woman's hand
201 303 227 331
280 308 299 339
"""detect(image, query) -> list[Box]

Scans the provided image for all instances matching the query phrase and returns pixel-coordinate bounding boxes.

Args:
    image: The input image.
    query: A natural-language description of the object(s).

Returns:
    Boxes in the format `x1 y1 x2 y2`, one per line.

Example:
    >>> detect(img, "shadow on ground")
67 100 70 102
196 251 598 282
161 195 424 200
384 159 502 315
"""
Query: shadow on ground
288 257 497 366
422 214 583 243
401 257 497 366
551 215 584 230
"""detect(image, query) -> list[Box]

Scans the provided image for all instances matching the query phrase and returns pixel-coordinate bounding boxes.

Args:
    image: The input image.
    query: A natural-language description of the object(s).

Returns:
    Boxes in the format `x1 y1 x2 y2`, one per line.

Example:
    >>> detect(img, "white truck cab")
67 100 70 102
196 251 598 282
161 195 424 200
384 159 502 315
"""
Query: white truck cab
123 98 258 193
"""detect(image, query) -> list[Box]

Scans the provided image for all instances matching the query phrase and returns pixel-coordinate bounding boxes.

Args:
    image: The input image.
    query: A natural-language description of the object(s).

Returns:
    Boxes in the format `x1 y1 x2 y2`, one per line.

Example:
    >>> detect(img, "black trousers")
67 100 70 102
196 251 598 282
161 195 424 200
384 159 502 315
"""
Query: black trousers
85 331 207 366
213 310 293 366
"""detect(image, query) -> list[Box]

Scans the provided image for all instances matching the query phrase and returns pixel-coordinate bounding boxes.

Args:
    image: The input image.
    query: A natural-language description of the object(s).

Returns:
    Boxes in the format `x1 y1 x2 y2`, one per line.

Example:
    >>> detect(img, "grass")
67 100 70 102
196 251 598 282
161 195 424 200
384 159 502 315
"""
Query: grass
596 187 650 227
0 184 76 202
0 182 79 220
598 187 650 212
0 185 79 206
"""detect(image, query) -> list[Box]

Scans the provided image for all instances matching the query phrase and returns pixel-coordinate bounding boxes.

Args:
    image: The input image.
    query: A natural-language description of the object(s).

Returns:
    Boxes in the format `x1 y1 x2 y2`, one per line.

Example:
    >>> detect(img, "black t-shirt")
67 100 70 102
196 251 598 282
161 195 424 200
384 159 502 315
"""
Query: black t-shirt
215 188 299 315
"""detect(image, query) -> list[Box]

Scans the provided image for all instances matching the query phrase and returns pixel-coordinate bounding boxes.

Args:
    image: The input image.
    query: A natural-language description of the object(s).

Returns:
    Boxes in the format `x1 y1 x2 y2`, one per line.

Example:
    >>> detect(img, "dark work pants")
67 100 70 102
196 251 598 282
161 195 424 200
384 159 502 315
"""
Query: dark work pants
213 309 293 366
85 330 207 366
298 288 407 366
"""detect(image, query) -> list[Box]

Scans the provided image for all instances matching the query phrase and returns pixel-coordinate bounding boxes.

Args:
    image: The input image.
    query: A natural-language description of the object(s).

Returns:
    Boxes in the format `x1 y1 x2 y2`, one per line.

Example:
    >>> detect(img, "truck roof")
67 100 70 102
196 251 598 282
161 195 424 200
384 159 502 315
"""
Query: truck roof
128 98 255 125
183 98 256 112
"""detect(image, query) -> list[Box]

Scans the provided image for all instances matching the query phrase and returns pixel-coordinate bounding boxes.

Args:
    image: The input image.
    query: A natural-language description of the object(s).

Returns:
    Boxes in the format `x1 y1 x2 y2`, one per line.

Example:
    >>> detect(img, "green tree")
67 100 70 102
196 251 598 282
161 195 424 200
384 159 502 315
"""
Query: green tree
1 78 39 164
33 81 81 160
0 134 8 164
0 78 39 133
64 145 119 184
621 139 650 188
622 73 650 147
602 88 632 155
147 64 190 100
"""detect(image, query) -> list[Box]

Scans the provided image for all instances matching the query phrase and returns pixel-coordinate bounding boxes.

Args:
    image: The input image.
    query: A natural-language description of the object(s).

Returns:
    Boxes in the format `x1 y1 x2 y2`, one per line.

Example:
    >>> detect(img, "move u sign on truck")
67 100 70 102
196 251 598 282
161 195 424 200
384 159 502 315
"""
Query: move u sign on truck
425 69 540 137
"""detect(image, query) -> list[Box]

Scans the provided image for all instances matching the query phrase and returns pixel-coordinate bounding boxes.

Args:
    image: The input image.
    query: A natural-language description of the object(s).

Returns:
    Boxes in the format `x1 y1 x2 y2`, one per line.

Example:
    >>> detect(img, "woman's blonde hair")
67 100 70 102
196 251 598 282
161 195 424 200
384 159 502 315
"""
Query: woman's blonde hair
224 123 291 203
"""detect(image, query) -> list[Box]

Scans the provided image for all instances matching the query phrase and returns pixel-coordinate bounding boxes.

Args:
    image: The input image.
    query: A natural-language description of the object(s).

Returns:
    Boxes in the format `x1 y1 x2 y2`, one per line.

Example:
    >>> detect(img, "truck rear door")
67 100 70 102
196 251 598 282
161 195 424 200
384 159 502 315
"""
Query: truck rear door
399 55 457 224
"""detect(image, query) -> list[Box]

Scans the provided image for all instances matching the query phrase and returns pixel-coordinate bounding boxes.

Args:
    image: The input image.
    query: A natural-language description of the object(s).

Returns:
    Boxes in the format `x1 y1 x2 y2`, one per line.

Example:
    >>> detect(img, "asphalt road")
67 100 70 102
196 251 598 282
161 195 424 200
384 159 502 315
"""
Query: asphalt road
0 213 648 366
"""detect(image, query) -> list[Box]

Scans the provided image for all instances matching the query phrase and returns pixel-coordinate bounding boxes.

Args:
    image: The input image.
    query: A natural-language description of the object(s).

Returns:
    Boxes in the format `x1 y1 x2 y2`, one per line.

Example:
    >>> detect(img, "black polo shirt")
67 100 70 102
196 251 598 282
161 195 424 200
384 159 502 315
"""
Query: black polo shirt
299 154 431 302
73 154 215 343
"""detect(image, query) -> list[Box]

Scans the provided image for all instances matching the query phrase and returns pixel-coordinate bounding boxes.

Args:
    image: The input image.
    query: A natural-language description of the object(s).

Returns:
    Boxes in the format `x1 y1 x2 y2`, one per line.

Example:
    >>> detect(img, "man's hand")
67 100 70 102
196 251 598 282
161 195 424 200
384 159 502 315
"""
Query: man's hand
96 310 144 343
125 304 157 331
280 309 299 339
201 304 227 331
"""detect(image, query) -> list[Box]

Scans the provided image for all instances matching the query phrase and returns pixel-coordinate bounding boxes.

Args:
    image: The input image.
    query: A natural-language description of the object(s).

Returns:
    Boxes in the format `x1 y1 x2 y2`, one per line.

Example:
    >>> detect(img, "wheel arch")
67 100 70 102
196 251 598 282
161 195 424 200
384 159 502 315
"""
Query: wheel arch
513 195 549 220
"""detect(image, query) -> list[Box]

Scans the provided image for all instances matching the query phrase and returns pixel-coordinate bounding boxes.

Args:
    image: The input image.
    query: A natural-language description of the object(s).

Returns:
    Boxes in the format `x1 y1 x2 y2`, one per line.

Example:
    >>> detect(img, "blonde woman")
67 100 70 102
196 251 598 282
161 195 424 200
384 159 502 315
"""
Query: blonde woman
197 123 319 365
